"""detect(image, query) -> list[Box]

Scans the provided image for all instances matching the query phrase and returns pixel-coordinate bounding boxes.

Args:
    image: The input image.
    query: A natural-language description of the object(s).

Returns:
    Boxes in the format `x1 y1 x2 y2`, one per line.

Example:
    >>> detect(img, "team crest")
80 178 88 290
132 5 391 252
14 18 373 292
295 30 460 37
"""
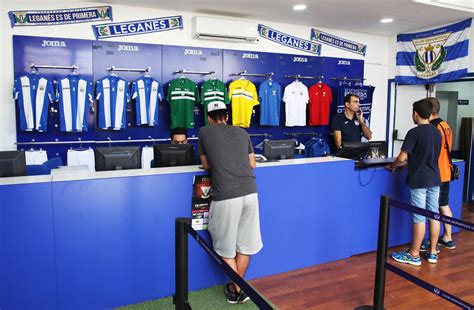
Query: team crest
39 86 45 91
12 12 28 24
79 88 85 92
413 33 449 79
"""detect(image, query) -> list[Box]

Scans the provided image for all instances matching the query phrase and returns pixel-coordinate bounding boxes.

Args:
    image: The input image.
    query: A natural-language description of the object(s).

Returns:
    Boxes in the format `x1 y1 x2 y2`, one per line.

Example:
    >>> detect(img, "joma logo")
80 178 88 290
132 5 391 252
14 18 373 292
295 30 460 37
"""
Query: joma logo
118 45 139 52
293 57 308 63
242 53 259 59
184 49 203 56
338 60 351 65
42 40 66 47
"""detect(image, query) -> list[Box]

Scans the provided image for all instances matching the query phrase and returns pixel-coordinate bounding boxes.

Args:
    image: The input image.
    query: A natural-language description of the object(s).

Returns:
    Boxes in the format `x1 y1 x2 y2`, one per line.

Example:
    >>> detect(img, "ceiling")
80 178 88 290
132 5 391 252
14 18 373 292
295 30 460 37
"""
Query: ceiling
94 0 474 35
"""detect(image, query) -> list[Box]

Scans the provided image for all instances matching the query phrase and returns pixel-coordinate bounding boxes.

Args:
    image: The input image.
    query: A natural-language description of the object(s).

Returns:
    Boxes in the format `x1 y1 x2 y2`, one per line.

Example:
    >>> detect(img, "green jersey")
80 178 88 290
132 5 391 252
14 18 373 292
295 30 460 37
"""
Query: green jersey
201 79 229 125
167 77 199 128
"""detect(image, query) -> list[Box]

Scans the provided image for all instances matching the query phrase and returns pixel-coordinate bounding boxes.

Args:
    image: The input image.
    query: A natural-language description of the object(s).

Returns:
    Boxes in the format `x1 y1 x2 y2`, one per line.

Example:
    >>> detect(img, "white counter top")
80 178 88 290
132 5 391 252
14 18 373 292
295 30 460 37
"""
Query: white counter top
0 157 351 185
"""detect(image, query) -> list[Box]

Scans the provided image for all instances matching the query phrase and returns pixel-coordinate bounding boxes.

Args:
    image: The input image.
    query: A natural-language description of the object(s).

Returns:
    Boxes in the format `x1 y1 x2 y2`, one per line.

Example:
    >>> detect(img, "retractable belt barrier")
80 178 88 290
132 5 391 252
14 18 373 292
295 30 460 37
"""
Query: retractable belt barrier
174 218 273 310
358 196 473 310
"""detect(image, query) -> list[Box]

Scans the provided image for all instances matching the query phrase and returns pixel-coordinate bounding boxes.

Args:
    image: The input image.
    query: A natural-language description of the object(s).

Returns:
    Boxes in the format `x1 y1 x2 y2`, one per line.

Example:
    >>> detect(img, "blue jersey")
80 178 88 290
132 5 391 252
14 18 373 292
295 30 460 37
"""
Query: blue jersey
13 74 55 132
96 76 130 130
131 76 164 126
259 80 282 126
56 75 93 132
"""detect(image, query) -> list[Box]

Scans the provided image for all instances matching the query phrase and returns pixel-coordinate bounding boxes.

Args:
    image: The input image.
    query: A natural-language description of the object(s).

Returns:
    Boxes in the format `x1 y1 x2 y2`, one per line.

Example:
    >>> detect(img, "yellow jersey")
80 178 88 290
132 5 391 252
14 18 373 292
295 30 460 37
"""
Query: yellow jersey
229 79 259 128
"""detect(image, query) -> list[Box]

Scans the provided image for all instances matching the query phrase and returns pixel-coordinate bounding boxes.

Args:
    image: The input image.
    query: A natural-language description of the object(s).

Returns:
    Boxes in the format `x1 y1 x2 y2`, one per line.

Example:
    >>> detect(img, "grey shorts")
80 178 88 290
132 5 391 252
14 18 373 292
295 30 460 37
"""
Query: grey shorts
208 193 263 258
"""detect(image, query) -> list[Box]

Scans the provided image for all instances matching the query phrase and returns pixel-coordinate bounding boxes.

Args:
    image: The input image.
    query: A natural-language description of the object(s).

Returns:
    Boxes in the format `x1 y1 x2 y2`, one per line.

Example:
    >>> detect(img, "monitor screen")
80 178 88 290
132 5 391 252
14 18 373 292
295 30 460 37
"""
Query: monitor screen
263 140 296 160
338 142 371 160
367 141 387 159
95 147 141 171
153 144 195 167
0 150 27 177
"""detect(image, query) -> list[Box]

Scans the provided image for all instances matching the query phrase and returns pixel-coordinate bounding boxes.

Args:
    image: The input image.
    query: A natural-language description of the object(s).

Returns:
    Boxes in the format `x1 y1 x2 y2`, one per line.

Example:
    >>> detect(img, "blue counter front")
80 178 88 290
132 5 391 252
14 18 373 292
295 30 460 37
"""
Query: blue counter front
0 158 465 310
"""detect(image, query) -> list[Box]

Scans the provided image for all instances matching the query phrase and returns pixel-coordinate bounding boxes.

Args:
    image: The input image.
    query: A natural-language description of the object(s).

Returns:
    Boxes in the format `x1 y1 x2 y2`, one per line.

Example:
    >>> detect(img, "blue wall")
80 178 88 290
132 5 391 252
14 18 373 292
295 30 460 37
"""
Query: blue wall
0 161 465 309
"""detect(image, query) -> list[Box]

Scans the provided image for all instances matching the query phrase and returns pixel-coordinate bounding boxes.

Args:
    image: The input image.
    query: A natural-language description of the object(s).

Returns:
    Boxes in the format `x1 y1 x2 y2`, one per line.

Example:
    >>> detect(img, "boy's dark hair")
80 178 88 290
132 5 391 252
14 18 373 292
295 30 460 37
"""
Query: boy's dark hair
170 127 187 139
427 97 440 115
413 98 433 120
208 109 228 122
344 93 359 104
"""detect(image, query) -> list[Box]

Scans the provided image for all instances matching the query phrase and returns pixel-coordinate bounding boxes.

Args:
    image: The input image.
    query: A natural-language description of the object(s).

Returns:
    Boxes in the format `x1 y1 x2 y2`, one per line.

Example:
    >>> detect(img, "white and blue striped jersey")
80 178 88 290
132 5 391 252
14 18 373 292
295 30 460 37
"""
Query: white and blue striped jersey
131 76 164 126
13 74 55 132
56 75 93 132
96 76 130 130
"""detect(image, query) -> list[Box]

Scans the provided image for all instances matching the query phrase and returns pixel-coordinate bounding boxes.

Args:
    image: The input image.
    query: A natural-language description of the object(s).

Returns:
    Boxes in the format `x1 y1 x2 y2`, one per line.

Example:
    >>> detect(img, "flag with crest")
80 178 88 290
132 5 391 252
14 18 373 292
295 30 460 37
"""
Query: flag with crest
396 18 471 84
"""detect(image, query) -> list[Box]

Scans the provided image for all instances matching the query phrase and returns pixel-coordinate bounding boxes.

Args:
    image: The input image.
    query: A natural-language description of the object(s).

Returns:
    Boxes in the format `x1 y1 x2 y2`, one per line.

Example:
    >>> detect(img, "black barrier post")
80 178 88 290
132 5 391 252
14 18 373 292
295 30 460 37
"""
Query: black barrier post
174 218 192 310
373 195 390 309
355 195 390 310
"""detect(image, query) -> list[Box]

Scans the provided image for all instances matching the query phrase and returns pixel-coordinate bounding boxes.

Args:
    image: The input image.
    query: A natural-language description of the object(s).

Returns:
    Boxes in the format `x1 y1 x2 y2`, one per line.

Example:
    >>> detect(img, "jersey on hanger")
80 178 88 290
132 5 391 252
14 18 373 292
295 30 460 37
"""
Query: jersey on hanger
201 79 229 126
167 77 199 129
259 80 282 126
96 76 130 130
13 74 55 132
131 76 164 126
309 82 332 126
283 81 309 127
229 79 259 128
56 75 93 132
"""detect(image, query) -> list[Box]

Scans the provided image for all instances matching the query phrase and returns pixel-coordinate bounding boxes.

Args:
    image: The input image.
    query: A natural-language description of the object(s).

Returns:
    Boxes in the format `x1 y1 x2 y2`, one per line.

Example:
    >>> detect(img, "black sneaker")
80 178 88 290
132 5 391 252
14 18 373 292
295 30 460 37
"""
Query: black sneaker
224 283 233 296
226 290 240 304
238 290 250 304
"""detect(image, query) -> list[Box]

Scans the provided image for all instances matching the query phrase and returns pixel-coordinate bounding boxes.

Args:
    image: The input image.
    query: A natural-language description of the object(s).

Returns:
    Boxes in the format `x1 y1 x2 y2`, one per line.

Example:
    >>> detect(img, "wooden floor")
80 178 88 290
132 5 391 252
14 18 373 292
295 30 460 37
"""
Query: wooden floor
251 204 474 309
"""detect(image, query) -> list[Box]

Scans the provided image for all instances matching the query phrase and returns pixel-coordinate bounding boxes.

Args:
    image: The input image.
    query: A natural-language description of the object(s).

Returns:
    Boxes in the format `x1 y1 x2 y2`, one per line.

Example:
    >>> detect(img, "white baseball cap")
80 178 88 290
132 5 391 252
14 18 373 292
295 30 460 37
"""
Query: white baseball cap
207 101 227 112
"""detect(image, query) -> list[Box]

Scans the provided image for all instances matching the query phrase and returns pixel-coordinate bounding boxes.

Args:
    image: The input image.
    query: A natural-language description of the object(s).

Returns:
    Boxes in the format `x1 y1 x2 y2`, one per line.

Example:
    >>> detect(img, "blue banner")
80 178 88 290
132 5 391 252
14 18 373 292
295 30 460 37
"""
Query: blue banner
9 6 112 27
396 18 472 84
311 28 367 56
92 16 183 39
258 24 321 55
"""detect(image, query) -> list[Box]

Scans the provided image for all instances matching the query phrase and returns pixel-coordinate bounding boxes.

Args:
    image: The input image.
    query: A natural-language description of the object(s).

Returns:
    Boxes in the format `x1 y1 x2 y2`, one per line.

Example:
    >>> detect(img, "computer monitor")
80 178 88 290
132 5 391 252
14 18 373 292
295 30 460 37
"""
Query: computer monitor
367 141 387 159
338 142 371 160
0 150 27 177
95 146 141 171
153 143 195 167
263 139 296 160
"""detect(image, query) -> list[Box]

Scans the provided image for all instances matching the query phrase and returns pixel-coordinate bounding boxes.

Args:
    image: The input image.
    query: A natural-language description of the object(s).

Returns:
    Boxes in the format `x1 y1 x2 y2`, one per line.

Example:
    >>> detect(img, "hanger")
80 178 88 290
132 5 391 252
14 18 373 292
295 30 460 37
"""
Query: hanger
30 66 39 75
70 67 79 76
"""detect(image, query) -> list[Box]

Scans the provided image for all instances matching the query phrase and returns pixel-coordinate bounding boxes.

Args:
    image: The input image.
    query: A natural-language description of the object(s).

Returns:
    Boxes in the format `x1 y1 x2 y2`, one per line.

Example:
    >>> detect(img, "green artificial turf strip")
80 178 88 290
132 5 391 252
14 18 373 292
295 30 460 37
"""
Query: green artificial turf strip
118 284 276 309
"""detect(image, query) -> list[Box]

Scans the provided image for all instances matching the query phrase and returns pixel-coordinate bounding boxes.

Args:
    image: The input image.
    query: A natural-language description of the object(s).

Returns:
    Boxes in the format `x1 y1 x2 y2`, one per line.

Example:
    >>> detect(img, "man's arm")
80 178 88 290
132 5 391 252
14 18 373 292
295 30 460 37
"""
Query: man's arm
249 153 256 169
333 131 342 149
389 150 408 171
200 155 211 171
357 113 372 140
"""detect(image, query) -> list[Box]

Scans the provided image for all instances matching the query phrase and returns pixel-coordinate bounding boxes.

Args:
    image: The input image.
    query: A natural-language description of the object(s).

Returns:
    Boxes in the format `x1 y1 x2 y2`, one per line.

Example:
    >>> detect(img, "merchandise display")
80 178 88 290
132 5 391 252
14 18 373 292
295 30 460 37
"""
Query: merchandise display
201 78 229 125
67 148 95 172
56 75 93 132
96 75 130 130
283 80 309 127
141 146 154 169
259 79 282 126
308 82 332 126
13 73 55 132
131 76 164 126
25 149 48 165
167 77 199 129
229 79 259 128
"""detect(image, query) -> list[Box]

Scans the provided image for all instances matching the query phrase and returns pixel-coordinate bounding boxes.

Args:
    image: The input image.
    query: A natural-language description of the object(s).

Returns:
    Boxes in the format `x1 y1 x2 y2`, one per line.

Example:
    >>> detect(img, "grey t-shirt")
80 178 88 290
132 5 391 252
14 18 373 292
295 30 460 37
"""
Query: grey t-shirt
198 124 257 201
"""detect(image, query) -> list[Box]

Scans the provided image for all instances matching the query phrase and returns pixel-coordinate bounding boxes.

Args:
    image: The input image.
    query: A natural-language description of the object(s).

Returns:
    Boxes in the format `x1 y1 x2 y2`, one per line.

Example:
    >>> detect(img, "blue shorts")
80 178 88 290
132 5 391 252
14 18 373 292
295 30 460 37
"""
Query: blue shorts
410 187 440 224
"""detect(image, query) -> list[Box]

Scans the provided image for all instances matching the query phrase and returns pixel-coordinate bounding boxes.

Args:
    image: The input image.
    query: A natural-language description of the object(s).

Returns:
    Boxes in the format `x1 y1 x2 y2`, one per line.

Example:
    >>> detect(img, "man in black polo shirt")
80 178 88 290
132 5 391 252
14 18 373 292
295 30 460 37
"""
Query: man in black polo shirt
331 93 373 149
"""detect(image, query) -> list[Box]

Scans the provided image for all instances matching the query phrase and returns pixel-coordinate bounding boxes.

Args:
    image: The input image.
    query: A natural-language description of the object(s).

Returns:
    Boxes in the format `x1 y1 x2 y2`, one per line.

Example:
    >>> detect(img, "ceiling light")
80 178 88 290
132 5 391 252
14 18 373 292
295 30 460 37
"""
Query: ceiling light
380 18 394 23
293 4 307 11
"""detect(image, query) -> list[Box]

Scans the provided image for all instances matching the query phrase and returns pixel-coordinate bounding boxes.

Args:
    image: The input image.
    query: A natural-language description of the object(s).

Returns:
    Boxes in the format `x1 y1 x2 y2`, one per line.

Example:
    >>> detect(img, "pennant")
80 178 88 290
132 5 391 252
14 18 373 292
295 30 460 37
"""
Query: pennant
311 28 366 56
9 6 112 27
258 24 321 55
92 15 183 39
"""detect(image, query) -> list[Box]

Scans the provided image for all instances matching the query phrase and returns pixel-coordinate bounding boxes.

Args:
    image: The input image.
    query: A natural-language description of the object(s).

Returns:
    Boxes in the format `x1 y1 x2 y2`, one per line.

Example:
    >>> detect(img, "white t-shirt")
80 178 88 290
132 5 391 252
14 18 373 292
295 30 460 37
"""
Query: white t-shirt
283 81 309 126
25 150 48 165
67 149 95 172
141 146 154 169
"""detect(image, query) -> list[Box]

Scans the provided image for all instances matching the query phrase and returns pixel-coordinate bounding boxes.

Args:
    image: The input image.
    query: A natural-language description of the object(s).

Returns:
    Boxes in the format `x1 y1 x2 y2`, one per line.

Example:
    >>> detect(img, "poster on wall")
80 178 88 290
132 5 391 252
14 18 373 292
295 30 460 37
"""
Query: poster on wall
258 24 321 55
310 28 367 56
396 18 471 84
9 6 112 27
192 175 212 230
92 15 183 39
336 85 375 126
